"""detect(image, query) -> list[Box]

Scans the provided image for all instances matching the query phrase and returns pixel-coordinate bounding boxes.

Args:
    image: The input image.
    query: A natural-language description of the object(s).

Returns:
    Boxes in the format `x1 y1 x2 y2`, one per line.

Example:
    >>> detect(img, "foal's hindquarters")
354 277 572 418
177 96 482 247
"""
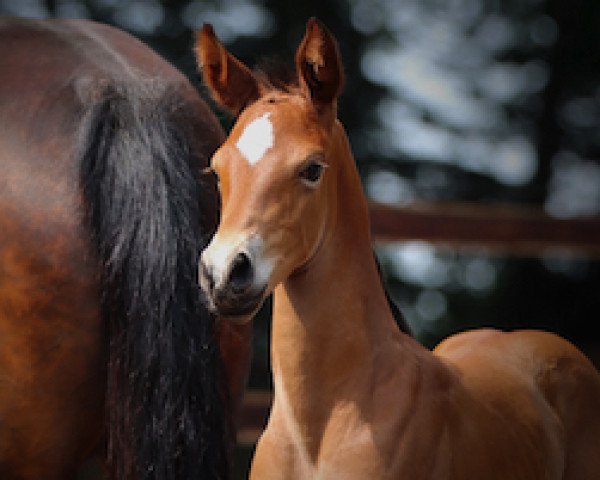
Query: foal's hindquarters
435 328 600 479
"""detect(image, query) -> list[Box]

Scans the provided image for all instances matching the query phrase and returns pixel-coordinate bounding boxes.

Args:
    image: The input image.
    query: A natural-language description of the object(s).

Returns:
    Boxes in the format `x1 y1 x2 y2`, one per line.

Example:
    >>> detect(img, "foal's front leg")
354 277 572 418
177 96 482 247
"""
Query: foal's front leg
250 423 306 480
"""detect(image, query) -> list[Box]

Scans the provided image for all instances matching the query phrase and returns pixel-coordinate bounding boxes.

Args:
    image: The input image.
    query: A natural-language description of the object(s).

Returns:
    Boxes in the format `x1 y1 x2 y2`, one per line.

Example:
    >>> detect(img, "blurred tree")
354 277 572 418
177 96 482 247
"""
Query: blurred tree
350 0 600 348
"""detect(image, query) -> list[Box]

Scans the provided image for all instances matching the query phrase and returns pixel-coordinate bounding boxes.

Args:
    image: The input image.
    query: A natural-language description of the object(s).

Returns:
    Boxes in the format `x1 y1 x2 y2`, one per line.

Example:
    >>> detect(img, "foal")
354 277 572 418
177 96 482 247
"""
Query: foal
197 19 600 479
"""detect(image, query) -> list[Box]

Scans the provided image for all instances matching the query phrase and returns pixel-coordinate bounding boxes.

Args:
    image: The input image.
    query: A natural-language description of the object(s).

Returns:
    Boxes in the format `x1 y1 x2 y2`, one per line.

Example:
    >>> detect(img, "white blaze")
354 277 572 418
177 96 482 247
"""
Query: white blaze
236 112 274 165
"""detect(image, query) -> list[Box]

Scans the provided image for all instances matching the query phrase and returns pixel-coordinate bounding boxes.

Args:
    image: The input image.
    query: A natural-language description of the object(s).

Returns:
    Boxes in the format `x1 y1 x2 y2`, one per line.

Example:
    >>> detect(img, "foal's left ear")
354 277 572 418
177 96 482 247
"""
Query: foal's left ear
195 24 260 116
295 18 344 111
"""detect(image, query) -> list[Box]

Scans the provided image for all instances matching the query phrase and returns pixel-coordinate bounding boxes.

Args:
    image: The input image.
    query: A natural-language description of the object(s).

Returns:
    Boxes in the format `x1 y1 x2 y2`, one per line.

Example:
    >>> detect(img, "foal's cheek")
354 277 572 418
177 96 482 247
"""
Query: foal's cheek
299 194 328 260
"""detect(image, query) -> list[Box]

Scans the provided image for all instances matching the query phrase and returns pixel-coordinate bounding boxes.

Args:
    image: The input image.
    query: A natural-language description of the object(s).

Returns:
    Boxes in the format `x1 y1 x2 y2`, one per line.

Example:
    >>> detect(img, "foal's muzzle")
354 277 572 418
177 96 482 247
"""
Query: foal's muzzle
199 249 266 320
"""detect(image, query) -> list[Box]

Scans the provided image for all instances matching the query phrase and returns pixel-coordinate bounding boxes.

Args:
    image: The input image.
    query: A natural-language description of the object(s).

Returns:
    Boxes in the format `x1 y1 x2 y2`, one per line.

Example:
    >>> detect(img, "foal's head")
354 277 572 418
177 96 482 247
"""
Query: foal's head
196 19 345 320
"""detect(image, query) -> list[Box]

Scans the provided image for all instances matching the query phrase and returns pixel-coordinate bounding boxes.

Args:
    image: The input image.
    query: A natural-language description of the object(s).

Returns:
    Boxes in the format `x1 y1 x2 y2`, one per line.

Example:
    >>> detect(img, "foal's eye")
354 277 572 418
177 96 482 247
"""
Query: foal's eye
299 161 325 187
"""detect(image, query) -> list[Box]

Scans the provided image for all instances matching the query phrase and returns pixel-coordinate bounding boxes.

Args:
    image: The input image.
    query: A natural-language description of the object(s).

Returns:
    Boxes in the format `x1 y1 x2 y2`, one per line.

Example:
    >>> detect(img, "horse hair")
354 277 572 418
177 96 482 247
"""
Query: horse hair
78 79 230 480
374 254 412 335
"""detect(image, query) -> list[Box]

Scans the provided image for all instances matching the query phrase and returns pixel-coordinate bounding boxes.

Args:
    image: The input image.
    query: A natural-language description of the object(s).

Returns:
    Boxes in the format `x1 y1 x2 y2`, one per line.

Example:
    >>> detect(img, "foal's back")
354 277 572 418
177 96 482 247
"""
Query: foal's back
435 329 600 479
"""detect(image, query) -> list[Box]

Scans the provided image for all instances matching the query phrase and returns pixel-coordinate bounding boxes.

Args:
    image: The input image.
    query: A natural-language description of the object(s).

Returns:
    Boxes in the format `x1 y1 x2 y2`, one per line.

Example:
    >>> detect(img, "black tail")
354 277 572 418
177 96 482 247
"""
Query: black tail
78 80 230 479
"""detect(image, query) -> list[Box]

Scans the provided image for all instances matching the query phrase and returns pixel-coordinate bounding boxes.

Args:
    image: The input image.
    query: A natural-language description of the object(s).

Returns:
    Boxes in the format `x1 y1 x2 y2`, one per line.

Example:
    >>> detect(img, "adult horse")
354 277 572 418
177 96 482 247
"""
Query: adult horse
197 18 600 479
0 17 251 479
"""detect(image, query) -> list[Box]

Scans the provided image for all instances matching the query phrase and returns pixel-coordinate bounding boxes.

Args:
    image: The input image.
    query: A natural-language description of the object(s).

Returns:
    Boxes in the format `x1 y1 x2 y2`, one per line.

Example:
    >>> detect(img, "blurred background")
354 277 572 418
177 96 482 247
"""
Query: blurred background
1 0 599 477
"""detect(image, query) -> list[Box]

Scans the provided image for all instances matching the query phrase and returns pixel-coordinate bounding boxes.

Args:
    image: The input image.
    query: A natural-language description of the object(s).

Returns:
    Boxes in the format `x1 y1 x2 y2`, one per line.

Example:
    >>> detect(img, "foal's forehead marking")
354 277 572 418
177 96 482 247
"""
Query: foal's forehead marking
235 112 274 166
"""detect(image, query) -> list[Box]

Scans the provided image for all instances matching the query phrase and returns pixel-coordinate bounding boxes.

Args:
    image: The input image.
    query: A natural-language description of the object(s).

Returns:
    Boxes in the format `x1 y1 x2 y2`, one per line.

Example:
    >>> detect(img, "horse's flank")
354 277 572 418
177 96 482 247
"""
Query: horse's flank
197 18 600 479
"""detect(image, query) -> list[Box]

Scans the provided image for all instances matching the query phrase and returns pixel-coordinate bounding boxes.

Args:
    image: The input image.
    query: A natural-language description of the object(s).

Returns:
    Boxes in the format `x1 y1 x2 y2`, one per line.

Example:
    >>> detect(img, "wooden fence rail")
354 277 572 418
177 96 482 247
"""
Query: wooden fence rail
369 202 600 256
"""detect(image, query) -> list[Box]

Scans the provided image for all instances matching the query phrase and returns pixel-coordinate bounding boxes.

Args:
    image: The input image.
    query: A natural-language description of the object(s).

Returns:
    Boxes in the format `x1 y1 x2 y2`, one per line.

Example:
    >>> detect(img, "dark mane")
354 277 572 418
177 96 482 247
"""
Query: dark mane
373 252 412 336
78 79 230 479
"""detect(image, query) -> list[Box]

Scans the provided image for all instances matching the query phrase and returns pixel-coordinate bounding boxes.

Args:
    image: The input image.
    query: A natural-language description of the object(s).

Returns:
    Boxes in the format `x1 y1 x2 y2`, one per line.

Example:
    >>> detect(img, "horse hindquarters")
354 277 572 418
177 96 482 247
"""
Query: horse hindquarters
496 331 600 479
0 208 105 479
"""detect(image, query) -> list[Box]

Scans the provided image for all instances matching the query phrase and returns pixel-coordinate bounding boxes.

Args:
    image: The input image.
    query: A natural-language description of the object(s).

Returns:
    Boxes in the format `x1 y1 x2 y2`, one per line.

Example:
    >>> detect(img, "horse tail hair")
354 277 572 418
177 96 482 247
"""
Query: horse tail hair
77 79 230 479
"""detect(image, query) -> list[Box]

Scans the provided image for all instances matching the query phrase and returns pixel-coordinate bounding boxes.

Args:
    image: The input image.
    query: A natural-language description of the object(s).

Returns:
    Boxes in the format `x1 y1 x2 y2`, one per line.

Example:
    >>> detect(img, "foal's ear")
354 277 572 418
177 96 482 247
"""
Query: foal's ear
195 24 260 116
295 18 344 110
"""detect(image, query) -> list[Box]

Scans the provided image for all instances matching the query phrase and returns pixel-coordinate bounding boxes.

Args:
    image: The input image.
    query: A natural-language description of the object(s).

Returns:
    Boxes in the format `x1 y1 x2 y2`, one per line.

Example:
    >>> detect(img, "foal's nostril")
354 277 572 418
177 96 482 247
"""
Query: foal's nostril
228 252 253 292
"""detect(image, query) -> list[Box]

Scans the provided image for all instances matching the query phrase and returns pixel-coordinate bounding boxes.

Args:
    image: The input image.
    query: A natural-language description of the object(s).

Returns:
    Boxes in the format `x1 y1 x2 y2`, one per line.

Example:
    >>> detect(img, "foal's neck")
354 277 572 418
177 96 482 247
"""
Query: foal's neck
270 123 411 451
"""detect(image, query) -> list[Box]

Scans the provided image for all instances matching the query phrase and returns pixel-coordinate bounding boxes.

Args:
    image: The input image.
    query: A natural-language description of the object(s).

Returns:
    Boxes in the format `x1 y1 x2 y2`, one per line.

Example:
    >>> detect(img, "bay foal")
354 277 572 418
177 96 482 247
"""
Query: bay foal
197 19 600 479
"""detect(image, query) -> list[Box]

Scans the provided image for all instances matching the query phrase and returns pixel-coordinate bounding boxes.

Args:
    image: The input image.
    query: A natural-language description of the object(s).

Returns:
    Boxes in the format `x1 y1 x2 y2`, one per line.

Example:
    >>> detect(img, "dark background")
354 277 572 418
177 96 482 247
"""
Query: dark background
1 0 599 476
